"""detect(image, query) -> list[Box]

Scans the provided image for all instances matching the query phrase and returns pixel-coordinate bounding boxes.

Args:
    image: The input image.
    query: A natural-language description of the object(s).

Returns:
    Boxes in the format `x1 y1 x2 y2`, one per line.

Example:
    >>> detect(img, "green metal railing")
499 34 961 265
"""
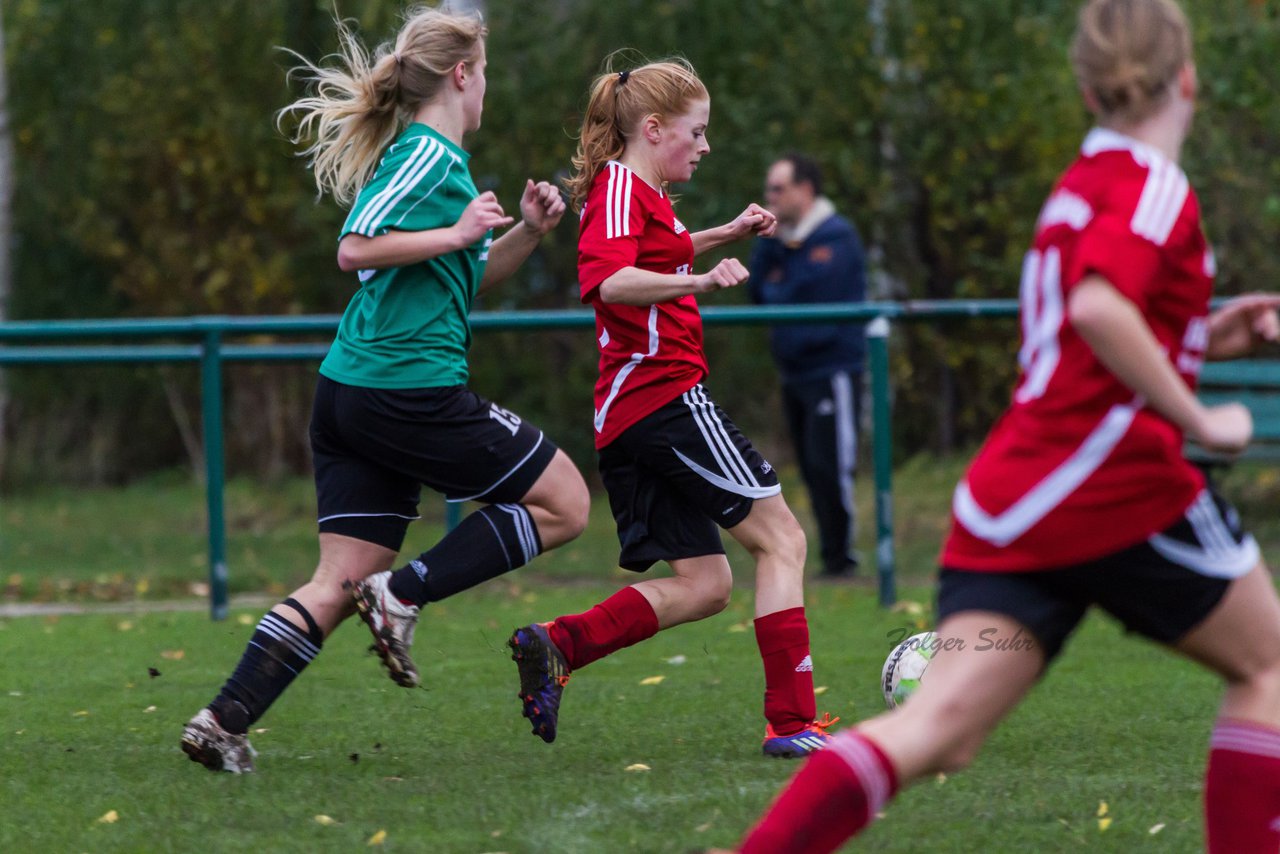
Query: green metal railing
0 300 1020 618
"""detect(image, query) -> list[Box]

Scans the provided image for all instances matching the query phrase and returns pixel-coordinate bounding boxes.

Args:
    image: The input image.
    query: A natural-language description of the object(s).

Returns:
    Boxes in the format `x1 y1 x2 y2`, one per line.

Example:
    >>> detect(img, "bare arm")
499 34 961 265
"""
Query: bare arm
1068 275 1251 453
336 191 512 272
691 203 777 257
1205 293 1280 361
598 258 750 306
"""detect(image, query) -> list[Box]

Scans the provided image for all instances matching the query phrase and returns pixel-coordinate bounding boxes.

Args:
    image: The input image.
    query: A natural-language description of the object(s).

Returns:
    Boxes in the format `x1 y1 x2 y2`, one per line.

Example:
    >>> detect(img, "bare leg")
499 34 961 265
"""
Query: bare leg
274 533 397 637
726 494 807 617
518 449 590 549
630 553 734 629
1174 564 1280 854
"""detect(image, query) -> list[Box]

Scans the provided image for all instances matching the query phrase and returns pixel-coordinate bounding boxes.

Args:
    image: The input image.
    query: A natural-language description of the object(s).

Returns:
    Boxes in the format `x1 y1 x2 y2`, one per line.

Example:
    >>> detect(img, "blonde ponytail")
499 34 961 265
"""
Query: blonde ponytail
278 5 486 206
1070 0 1191 126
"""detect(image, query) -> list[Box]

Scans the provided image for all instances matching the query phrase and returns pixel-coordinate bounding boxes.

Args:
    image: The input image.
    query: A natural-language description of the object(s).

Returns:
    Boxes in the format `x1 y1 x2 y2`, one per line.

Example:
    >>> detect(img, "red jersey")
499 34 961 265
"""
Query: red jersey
942 128 1213 572
578 161 709 448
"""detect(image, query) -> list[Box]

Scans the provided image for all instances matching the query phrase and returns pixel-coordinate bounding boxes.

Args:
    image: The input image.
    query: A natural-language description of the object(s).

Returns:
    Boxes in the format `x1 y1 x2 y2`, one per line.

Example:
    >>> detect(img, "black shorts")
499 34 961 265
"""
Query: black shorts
599 383 781 571
309 376 558 551
936 488 1260 663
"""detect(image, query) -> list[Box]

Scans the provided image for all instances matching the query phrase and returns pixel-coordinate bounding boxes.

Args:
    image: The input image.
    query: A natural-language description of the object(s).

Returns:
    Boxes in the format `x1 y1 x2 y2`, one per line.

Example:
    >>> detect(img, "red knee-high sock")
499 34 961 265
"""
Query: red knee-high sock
755 607 816 736
546 586 659 671
740 730 899 854
1206 718 1280 853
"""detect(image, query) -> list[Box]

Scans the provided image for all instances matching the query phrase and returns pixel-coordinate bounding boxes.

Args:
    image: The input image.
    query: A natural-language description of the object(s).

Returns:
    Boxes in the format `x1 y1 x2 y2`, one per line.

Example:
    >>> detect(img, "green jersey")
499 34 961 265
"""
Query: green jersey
320 124 491 389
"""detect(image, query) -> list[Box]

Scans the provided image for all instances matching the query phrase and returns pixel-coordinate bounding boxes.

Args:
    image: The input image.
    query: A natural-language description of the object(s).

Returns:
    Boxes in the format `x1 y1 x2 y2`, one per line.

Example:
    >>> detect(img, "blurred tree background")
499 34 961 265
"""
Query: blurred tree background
2 0 1278 489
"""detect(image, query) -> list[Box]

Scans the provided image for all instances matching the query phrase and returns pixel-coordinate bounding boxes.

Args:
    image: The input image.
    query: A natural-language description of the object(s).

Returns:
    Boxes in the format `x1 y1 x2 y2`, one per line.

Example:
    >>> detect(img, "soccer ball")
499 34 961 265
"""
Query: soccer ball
881 631 937 709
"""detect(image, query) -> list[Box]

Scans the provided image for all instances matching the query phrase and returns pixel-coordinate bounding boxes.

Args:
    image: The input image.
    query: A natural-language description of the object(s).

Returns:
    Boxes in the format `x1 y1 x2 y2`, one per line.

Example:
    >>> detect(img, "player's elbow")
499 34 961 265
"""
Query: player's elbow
336 236 367 273
598 279 624 304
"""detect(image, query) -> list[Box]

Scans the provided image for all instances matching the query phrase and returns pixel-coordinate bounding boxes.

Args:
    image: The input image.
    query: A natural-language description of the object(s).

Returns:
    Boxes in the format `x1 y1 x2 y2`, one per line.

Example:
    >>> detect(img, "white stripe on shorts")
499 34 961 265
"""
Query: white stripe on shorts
682 385 759 488
1147 489 1259 579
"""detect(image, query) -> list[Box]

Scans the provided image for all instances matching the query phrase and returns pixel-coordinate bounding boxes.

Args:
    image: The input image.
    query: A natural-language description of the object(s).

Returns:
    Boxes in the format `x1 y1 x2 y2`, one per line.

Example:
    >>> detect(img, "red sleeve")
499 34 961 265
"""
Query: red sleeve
1065 213 1163 311
577 183 648 303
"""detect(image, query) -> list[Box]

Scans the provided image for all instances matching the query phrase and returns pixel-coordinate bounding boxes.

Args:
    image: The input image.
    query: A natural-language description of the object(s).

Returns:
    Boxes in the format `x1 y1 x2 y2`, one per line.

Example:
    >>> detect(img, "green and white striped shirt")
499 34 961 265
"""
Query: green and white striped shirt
320 124 491 389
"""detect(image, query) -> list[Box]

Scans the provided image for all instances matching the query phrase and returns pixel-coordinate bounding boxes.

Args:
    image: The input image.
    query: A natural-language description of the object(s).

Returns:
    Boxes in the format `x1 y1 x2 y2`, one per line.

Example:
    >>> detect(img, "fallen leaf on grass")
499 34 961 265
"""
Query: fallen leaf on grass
367 829 387 846
695 822 713 833
8 691 21 697
143 706 157 713
160 650 185 661
665 655 687 665
624 764 651 772
1149 823 1165 835
253 728 269 734
1097 801 1108 818
813 686 828 696
117 621 134 632
1098 818 1112 832
73 710 90 717
313 815 338 826
727 622 750 633
639 676 665 686
889 600 925 616
96 810 119 824
935 773 947 785
237 614 254 626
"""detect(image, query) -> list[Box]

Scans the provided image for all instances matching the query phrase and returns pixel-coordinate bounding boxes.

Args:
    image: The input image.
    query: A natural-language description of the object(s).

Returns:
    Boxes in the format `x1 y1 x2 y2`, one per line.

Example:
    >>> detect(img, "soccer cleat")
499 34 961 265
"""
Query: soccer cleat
181 708 258 773
508 623 571 743
346 572 421 688
761 713 840 758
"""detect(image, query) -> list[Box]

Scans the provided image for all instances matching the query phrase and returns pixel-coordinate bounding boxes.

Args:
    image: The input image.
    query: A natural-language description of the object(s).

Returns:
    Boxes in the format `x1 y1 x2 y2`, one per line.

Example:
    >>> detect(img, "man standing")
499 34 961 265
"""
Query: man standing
749 153 868 579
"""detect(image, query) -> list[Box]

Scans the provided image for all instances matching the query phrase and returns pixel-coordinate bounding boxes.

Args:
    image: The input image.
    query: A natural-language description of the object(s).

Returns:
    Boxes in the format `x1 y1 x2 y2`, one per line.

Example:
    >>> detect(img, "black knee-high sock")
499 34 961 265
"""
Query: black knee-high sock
387 503 542 607
207 598 322 734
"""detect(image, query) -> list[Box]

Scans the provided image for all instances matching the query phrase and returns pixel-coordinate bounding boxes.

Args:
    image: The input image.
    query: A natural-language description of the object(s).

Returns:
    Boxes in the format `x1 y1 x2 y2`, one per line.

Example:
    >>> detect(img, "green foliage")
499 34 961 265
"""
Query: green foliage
4 0 1280 481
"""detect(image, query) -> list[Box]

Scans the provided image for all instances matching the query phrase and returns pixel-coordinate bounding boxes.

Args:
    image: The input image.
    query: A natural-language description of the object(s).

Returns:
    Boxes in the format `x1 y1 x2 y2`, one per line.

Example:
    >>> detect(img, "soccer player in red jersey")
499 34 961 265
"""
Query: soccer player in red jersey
507 58 838 758
731 0 1280 850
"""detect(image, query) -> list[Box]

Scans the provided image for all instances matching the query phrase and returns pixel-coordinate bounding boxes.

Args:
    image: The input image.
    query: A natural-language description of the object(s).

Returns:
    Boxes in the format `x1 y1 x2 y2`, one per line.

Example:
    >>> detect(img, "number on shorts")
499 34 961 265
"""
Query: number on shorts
489 404 522 436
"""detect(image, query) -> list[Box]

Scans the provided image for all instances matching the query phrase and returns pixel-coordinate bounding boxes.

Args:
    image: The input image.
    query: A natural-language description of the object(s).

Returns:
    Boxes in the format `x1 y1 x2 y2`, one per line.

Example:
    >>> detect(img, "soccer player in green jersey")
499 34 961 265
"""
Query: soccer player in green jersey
183 6 589 773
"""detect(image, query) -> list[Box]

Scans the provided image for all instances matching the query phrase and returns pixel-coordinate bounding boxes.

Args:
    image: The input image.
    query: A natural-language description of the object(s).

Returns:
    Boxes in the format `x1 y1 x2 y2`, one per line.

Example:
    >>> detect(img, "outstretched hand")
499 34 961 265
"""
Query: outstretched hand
1207 293 1280 360
518 179 567 236
724 202 778 240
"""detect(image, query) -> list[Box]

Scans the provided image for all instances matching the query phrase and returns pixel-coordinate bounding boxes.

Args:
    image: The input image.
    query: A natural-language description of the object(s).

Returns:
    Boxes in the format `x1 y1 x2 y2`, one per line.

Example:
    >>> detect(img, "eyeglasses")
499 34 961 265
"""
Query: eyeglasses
764 183 789 195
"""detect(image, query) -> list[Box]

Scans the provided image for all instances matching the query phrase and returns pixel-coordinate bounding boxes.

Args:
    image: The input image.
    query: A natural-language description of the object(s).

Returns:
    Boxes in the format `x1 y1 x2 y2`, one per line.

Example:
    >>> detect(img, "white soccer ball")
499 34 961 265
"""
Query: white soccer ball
881 631 937 709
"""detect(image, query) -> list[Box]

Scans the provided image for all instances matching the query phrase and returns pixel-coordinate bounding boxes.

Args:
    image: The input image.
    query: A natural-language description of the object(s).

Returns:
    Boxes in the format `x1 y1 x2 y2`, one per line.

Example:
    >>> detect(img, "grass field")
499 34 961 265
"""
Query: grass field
3 458 1278 852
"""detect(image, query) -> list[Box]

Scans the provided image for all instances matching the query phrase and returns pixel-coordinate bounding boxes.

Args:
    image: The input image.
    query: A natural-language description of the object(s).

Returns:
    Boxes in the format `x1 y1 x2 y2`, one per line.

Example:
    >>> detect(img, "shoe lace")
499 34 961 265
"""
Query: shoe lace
810 713 840 734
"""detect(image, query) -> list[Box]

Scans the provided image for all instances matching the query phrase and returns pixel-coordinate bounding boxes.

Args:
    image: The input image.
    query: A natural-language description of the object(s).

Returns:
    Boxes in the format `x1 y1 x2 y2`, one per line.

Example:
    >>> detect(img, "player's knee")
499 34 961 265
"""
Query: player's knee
773 513 807 571
699 574 733 617
556 488 590 540
1237 655 1280 705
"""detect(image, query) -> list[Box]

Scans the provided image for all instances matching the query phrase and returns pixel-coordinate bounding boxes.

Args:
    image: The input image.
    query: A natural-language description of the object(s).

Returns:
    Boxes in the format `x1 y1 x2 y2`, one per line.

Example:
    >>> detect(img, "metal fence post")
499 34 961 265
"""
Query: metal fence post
200 329 229 621
866 316 896 607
